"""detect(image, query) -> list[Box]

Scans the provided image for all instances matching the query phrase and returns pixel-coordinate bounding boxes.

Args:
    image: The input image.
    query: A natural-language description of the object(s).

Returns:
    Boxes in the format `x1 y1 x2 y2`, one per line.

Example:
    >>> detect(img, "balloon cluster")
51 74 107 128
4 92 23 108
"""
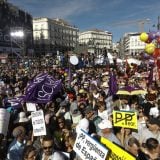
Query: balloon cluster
59 69 68 77
139 31 160 55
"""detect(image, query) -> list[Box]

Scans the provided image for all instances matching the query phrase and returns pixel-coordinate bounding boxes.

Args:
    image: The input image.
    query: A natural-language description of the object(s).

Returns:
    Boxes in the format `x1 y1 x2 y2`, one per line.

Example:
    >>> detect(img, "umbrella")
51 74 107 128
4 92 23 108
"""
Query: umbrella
116 86 147 95
127 58 141 65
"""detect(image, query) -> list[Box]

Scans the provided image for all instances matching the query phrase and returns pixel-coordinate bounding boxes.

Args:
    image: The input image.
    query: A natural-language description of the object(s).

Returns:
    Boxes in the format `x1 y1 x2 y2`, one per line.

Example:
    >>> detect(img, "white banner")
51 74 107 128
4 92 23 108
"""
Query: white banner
73 129 109 160
31 110 46 136
26 103 37 112
0 108 10 136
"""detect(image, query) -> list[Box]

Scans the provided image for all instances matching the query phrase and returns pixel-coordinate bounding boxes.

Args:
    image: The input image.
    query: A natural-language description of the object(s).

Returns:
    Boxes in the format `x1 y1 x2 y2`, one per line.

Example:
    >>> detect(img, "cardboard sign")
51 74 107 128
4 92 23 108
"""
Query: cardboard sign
100 137 136 160
26 103 37 112
113 110 138 129
31 110 46 136
0 109 10 136
73 129 109 160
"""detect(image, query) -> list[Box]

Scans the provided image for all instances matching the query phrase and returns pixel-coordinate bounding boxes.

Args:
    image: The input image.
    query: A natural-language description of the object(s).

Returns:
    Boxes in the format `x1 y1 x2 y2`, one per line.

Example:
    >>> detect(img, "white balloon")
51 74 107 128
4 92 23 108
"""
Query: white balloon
69 55 79 65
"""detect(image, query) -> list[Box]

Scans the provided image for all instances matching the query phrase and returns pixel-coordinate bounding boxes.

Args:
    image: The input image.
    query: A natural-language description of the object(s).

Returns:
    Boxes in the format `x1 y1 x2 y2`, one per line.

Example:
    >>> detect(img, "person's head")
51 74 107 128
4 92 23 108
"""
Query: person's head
76 118 89 133
76 94 82 102
78 102 86 110
98 119 112 134
84 106 94 120
137 107 145 117
97 92 106 102
68 93 76 102
147 118 160 132
145 138 159 154
41 136 54 156
22 145 37 160
125 128 132 136
64 133 76 149
127 137 140 156
57 116 65 129
12 126 26 142
97 101 106 112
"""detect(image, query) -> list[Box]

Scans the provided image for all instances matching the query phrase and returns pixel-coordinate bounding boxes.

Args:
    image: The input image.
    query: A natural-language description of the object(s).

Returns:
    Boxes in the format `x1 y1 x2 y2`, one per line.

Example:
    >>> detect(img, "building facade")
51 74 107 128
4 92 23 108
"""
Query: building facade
33 17 79 56
122 32 146 56
0 0 33 56
79 29 112 55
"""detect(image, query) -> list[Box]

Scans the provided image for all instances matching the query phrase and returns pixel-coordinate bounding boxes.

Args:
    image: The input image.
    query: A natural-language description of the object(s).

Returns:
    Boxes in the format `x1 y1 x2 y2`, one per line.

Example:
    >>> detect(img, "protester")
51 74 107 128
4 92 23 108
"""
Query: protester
0 54 159 160
37 135 66 160
127 137 147 160
22 145 37 160
97 119 121 145
7 126 26 160
138 118 160 144
143 138 160 160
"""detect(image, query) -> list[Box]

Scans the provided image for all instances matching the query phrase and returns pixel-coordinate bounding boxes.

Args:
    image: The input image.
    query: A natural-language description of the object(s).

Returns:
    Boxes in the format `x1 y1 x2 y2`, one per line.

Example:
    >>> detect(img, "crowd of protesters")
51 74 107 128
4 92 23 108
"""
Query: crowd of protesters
0 52 159 160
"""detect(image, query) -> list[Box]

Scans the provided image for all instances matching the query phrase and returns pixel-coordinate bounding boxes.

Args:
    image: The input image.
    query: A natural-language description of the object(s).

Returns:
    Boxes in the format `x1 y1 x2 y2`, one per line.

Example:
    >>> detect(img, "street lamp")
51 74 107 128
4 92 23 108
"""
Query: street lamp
10 31 24 38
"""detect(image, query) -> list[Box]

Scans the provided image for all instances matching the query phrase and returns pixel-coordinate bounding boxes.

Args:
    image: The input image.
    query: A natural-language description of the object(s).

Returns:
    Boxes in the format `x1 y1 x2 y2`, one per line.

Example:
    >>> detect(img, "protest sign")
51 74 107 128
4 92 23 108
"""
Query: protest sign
26 103 37 112
73 129 109 160
31 110 46 136
0 108 10 136
113 110 138 129
100 136 136 160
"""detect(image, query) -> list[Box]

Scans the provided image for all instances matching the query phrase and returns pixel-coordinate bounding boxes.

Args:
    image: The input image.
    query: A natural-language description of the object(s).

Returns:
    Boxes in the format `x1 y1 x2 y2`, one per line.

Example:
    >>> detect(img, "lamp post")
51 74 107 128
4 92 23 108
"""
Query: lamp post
10 30 24 58
10 35 13 60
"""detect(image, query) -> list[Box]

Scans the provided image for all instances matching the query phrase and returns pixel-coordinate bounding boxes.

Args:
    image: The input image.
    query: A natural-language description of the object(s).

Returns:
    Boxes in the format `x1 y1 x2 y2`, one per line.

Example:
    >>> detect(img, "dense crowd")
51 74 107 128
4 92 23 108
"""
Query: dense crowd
0 54 159 160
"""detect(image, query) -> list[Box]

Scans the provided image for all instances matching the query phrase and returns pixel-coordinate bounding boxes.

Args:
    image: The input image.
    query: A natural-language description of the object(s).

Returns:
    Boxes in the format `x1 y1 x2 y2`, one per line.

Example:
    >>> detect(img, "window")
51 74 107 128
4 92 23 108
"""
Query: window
35 25 38 30
41 24 44 29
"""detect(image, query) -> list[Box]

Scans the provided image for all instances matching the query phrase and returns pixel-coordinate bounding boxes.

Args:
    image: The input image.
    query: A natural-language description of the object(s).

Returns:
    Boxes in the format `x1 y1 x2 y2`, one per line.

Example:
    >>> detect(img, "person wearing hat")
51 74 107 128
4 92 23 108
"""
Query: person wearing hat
14 112 30 124
70 102 82 127
149 99 160 118
7 126 26 160
76 118 89 133
138 118 160 144
76 106 96 135
97 119 121 146
56 100 72 126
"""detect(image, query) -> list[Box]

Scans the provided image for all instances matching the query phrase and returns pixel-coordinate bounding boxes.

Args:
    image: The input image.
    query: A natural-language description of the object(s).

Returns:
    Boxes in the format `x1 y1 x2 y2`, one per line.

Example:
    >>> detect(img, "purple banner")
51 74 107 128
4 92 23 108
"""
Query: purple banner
108 71 118 96
7 96 25 109
24 73 62 103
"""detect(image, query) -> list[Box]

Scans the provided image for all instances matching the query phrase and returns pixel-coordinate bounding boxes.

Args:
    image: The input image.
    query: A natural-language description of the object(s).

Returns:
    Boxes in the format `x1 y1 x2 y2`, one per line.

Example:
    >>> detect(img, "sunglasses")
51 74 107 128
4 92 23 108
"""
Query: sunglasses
43 146 53 150
58 121 64 124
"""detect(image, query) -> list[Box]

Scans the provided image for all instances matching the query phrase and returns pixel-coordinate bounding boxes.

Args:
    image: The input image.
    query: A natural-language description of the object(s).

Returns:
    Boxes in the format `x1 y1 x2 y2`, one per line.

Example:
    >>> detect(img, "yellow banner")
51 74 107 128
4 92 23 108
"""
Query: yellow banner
113 110 137 129
100 137 136 160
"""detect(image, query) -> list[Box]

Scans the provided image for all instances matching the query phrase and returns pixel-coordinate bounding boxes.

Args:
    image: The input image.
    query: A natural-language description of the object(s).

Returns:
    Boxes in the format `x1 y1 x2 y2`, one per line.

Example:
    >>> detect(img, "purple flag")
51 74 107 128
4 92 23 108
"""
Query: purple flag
108 71 118 96
24 73 62 103
7 96 25 109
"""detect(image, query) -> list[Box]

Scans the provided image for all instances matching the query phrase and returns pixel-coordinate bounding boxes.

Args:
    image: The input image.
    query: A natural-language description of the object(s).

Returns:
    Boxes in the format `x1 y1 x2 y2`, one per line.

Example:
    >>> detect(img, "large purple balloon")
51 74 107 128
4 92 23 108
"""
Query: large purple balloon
143 52 152 60
156 30 160 38
148 31 156 40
